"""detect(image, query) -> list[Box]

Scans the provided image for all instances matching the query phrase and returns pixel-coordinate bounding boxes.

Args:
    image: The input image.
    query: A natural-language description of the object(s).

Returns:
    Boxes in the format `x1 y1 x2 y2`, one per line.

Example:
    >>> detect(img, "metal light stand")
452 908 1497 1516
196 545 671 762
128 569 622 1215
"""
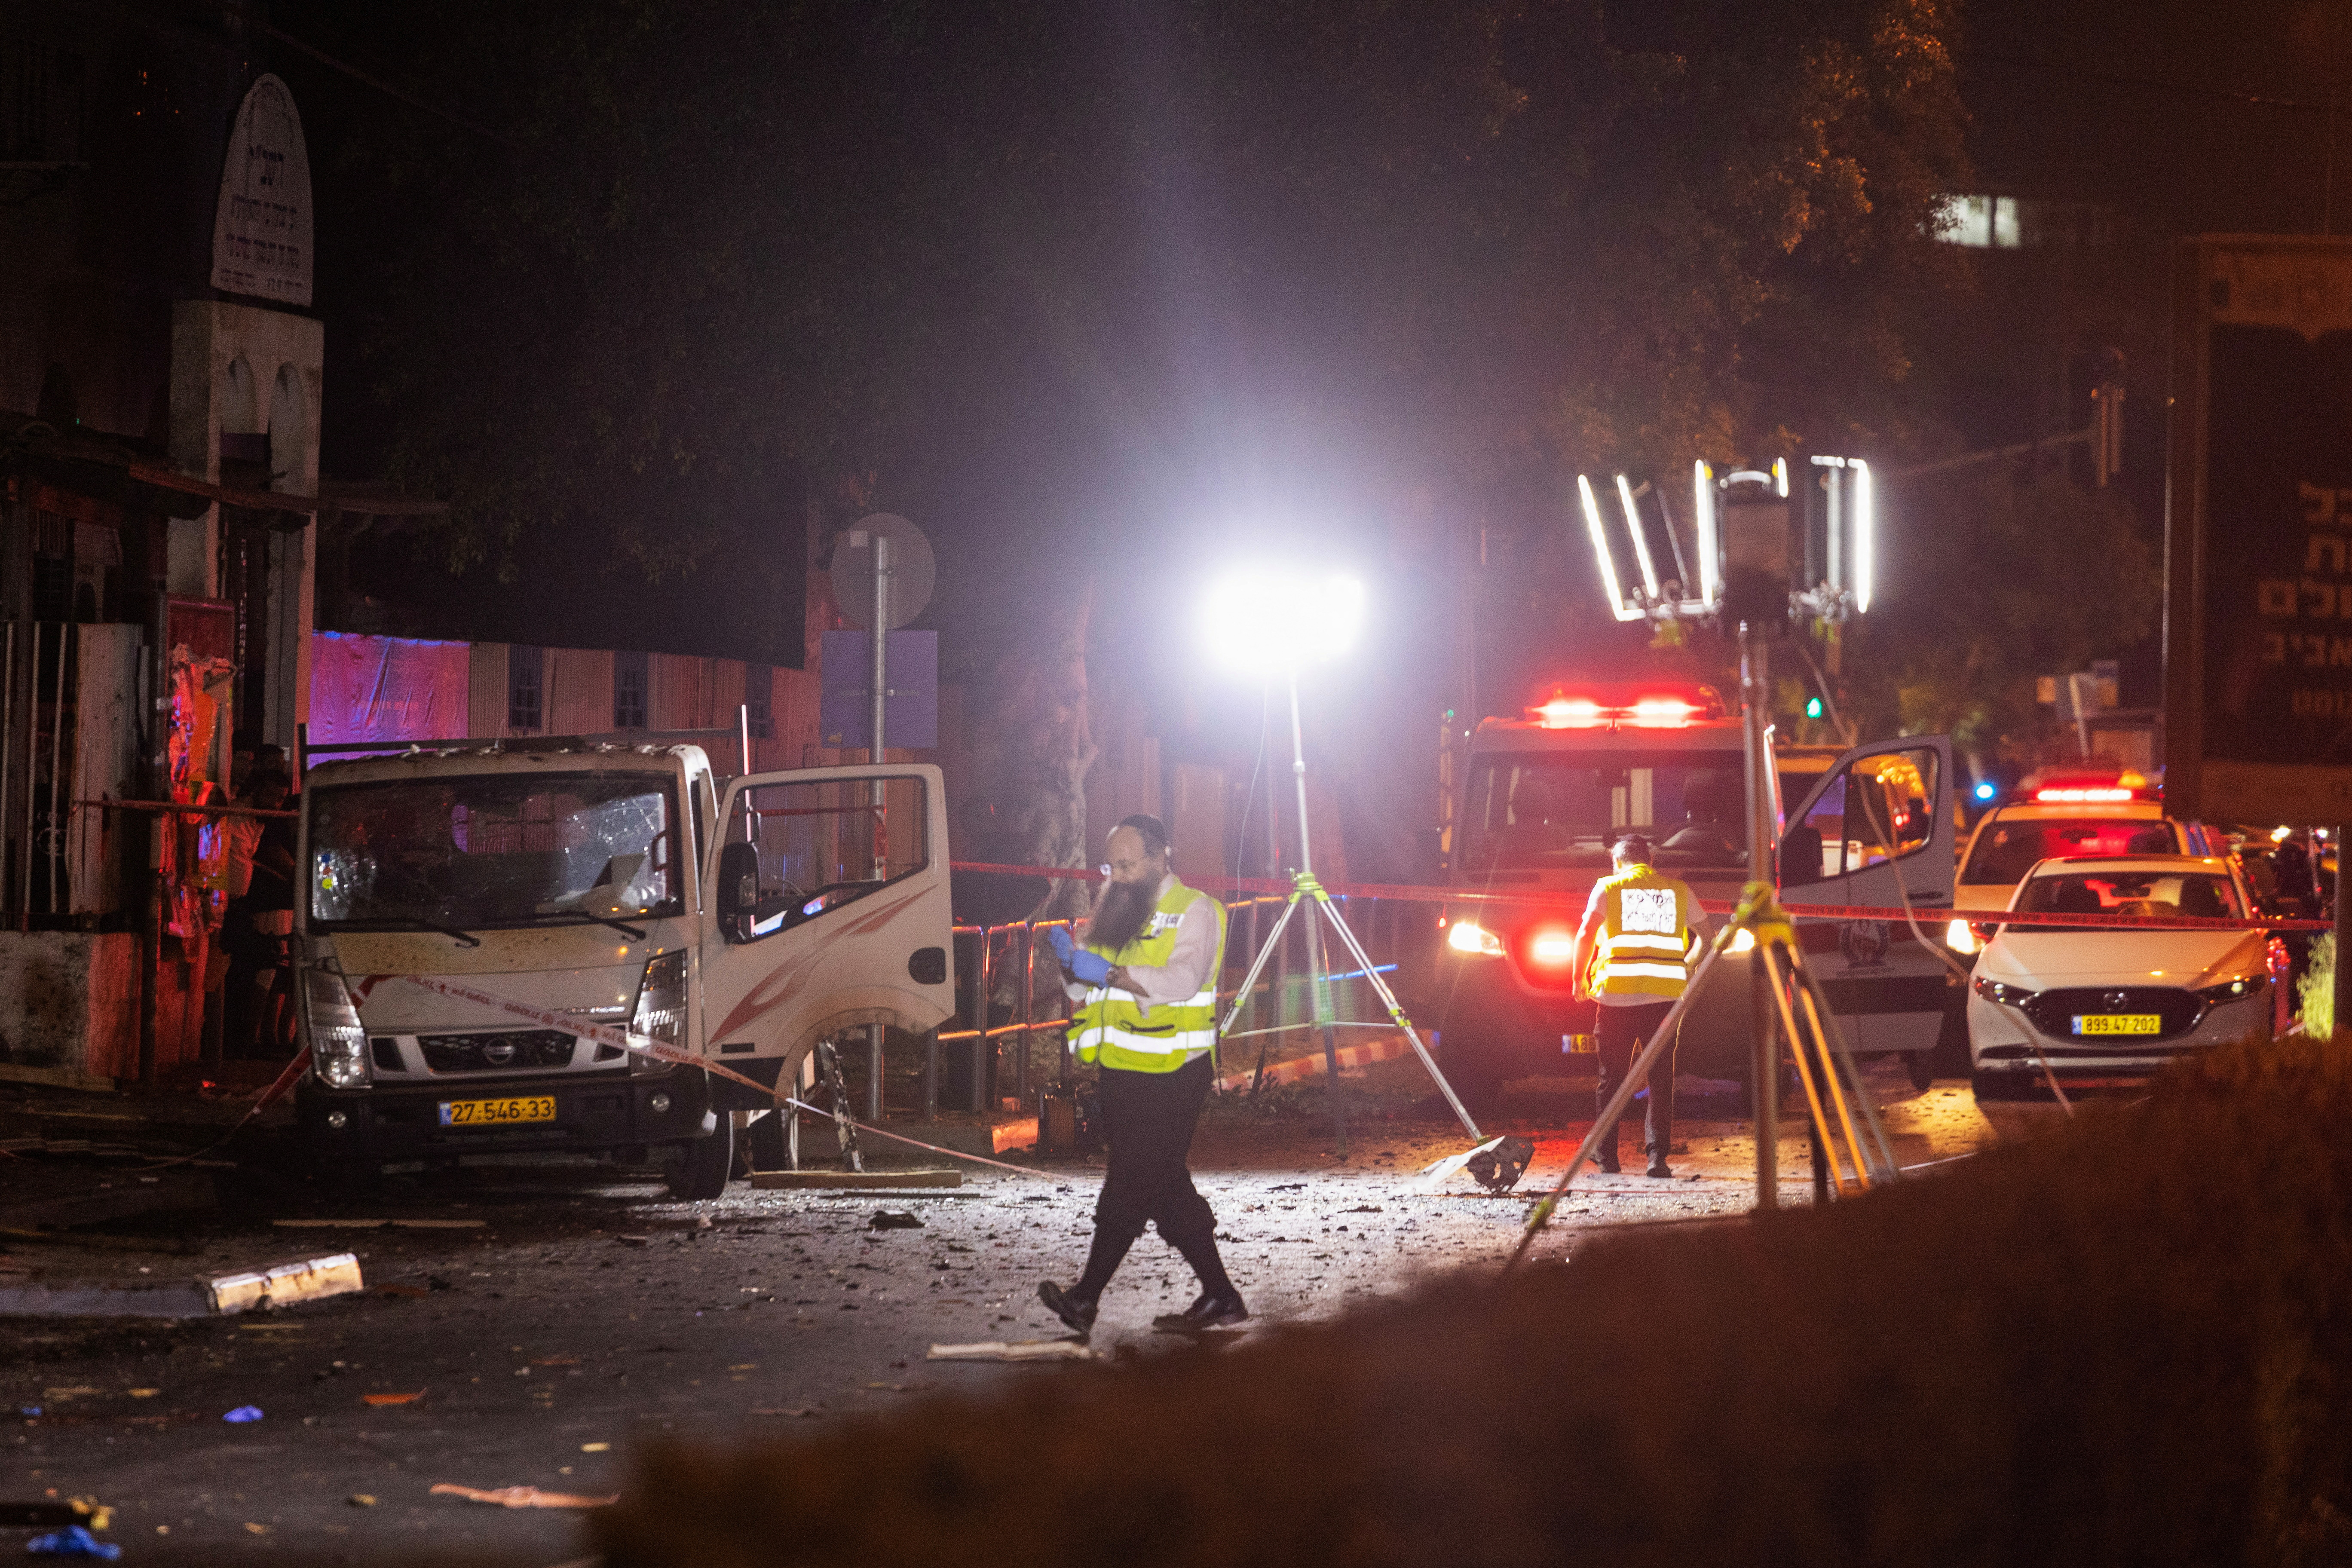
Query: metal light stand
1738 622 1779 1210
1215 668 1489 1161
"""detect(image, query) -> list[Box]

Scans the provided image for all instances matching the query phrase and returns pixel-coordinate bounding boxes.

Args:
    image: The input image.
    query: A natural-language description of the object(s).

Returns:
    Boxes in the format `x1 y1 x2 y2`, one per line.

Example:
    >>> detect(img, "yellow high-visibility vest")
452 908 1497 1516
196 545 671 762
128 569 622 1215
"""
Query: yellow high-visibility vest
1071 879 1228 1073
1588 864 1697 999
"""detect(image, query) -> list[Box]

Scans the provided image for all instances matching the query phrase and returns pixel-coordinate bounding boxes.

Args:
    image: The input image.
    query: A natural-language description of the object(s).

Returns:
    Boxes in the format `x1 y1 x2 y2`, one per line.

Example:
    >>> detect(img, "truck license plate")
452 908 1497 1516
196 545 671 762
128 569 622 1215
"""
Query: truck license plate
2073 1014 2160 1036
439 1096 557 1128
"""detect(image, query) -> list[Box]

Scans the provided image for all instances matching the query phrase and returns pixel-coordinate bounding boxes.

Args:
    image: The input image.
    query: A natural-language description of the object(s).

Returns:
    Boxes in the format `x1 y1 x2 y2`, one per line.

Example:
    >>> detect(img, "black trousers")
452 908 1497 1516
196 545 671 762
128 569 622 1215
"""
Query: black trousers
1593 999 1676 1160
1093 1053 1217 1249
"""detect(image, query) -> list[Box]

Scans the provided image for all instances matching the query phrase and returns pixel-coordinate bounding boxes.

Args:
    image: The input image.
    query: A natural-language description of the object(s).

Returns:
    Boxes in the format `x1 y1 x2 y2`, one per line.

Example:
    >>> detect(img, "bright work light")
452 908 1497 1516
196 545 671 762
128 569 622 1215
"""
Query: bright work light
1202 569 1367 673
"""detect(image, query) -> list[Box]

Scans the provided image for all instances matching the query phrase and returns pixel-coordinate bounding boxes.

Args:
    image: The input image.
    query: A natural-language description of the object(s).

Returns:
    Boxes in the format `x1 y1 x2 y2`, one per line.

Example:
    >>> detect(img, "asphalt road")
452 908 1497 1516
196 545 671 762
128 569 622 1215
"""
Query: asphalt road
3 1059 2054 1566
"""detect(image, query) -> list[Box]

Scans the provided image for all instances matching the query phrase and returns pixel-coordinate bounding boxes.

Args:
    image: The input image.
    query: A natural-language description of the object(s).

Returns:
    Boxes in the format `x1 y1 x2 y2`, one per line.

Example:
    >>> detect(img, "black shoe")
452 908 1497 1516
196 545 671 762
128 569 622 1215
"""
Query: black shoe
1038 1280 1097 1338
1646 1157 1673 1179
1592 1151 1620 1175
1152 1290 1248 1333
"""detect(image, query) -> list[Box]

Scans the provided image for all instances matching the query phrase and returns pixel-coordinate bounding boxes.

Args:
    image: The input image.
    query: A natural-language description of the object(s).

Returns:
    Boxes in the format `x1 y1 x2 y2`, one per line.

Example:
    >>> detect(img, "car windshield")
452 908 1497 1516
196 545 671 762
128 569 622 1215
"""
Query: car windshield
2012 870 2243 922
1461 750 1750 871
309 772 682 930
1962 818 2176 885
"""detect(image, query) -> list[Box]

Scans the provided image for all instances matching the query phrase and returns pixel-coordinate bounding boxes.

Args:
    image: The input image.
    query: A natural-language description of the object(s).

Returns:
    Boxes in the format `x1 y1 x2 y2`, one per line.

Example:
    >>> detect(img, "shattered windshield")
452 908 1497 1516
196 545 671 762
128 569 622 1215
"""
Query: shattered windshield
1461 750 1752 872
308 773 681 930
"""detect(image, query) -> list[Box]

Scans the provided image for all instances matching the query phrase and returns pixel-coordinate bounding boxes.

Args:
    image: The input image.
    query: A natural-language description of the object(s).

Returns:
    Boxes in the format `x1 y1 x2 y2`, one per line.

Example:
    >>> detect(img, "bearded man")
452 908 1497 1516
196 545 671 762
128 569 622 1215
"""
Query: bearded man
1038 814 1242 1336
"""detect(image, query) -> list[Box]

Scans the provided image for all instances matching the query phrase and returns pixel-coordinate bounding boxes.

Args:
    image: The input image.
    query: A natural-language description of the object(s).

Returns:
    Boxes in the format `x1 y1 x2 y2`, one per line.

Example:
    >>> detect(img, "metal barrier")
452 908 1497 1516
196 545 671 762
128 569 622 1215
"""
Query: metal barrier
923 891 1445 1118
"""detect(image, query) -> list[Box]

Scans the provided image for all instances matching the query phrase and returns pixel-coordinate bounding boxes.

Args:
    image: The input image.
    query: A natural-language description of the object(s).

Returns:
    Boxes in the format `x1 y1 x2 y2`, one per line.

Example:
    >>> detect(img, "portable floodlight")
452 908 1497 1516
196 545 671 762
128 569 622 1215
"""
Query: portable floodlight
1202 569 1367 674
1198 564 1494 1170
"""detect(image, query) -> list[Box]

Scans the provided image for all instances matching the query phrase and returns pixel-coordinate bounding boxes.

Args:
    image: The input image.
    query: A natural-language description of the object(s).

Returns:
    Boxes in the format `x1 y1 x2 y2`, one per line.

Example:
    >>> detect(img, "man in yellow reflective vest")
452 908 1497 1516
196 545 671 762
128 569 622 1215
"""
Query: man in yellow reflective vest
1572 833 1699 1178
1039 814 1240 1336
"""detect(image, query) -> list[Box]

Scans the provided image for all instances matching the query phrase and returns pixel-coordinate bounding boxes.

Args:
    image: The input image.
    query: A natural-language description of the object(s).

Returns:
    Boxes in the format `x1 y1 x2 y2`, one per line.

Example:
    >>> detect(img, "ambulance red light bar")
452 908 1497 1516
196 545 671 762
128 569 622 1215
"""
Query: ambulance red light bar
1528 689 1708 729
1626 696 1701 727
1534 695 1608 728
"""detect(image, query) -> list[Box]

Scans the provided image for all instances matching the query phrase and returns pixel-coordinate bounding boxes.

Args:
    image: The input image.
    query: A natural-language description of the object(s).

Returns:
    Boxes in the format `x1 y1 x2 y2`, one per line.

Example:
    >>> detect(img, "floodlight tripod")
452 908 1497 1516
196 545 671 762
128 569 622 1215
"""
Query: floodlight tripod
1216 668 1497 1169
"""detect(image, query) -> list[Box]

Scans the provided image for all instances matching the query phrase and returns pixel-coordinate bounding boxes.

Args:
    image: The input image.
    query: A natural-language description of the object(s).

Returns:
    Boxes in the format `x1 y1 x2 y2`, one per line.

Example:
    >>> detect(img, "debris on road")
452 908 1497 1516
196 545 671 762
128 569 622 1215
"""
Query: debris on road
361 1390 424 1406
748 1408 825 1419
748 1169 962 1190
222 1406 263 1423
23 1525 118 1560
207 1253 363 1313
428 1484 618 1509
346 1494 376 1508
868 1210 923 1231
0 1253 357 1320
0 1504 91 1528
926 1339 1093 1363
272 1218 485 1230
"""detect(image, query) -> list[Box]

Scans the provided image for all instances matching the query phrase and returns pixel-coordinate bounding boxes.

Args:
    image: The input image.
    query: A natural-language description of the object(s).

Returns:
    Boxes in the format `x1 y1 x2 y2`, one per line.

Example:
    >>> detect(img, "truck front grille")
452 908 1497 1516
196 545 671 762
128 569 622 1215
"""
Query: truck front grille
417 1030 579 1072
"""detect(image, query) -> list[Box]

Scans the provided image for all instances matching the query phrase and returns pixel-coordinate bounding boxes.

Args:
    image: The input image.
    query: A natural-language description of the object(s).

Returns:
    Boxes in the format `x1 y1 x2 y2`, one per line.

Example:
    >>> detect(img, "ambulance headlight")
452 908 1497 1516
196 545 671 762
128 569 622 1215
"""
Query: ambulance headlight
1447 920 1505 957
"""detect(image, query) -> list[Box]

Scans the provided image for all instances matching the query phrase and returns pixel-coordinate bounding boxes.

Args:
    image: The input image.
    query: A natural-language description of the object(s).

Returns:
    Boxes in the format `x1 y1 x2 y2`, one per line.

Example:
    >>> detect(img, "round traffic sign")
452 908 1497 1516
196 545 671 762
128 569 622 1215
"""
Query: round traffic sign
830 513 935 630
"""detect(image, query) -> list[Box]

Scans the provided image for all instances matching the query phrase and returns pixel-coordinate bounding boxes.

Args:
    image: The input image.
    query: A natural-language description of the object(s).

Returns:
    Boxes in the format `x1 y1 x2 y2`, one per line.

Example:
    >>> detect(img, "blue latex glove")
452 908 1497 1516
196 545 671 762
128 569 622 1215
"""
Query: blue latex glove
1048 926 1114 985
28 1527 121 1561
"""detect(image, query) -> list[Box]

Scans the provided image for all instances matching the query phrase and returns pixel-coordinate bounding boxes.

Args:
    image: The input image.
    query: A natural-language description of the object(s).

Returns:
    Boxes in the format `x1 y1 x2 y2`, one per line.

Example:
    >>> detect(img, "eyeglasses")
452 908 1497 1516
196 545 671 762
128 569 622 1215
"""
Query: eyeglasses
1101 855 1160 877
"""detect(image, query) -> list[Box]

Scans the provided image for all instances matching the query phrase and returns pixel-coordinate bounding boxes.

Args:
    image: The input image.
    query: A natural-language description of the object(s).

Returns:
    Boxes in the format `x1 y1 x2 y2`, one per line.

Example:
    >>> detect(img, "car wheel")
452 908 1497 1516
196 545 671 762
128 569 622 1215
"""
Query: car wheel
668 1115 735 1200
1905 1050 1936 1092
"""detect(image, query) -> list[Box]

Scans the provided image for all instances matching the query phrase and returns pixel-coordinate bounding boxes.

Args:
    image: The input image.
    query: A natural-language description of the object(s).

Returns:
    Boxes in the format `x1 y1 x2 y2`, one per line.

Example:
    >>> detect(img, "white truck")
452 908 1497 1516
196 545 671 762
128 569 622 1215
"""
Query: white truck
293 740 955 1196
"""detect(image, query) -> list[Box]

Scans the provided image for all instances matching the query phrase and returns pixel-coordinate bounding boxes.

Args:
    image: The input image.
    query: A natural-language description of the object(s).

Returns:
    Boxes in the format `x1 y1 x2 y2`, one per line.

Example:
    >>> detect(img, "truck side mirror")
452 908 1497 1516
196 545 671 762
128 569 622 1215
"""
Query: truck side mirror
716 842 760 938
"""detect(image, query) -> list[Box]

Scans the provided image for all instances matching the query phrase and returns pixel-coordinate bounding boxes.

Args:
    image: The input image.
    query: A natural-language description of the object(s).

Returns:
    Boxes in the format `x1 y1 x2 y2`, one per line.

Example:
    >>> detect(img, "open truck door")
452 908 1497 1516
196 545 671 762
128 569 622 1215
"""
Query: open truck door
1779 734 1959 1086
698 764 955 1106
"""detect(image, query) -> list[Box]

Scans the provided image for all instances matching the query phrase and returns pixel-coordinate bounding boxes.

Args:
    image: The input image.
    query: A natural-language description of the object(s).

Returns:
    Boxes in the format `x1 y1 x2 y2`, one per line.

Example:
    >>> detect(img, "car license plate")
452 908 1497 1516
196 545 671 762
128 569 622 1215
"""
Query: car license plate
438 1096 557 1128
2073 1014 2161 1036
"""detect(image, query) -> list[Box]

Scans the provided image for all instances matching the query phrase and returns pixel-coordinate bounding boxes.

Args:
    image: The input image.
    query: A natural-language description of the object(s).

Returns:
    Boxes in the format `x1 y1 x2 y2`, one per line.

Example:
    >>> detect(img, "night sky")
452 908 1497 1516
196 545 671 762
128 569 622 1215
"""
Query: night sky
255 0 2352 870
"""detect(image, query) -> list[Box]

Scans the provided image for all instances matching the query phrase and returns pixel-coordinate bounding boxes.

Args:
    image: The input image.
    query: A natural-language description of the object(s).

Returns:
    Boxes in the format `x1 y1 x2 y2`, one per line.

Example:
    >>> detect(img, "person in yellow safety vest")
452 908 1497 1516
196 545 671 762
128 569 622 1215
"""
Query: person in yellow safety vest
1572 833 1700 1178
1039 813 1241 1338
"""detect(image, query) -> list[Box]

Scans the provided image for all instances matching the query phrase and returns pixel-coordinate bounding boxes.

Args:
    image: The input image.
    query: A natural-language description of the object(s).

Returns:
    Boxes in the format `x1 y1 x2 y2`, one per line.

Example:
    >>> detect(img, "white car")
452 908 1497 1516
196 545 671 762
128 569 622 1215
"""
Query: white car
1954 798 2219 917
1966 855 2271 1099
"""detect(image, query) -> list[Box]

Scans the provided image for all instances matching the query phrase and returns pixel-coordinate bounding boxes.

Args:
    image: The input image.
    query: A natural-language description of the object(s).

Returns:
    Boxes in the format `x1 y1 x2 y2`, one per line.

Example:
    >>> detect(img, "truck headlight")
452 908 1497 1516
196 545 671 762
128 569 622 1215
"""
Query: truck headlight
1446 919 1506 956
631 950 689 1047
303 968 370 1088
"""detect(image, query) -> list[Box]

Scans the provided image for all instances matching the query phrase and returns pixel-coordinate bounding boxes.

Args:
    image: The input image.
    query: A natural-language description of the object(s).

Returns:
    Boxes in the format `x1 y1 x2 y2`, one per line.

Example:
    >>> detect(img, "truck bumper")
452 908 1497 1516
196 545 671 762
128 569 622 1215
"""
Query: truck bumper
297 1066 714 1166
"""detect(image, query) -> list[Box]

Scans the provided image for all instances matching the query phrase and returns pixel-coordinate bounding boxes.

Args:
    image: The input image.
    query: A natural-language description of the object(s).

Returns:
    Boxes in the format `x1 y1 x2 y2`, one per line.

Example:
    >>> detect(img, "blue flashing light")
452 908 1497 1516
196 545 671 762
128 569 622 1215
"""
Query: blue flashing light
1972 781 1998 802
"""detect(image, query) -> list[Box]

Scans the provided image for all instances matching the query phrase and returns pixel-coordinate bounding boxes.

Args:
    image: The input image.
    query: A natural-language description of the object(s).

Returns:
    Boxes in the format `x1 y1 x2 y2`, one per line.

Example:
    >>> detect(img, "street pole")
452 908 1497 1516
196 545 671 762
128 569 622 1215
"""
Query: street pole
867 536 890 1126
1740 623 1778 1211
2334 826 2351 1041
1288 668 1347 1155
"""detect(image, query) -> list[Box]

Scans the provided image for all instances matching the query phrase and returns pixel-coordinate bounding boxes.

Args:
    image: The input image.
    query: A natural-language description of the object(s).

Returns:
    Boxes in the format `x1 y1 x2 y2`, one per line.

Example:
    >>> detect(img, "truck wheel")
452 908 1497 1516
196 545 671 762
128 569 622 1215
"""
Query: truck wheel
1971 1069 2012 1104
669 1116 735 1201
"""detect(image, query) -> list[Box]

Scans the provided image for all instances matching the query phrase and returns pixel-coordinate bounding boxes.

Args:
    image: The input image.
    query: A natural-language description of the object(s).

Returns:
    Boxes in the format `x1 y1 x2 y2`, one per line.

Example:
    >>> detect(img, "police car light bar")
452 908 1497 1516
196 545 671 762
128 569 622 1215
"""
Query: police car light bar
2034 787 2134 803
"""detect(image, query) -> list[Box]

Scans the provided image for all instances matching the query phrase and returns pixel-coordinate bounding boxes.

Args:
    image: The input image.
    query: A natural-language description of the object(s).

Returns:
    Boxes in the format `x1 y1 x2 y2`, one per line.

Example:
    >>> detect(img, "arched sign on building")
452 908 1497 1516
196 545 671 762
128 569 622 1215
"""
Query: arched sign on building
210 73 313 306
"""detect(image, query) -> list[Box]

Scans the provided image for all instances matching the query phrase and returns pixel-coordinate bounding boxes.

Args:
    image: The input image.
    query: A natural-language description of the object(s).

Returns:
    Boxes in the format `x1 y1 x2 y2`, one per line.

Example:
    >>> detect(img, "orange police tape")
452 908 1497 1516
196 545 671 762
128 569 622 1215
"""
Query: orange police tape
946 861 2332 936
383 974 1049 1177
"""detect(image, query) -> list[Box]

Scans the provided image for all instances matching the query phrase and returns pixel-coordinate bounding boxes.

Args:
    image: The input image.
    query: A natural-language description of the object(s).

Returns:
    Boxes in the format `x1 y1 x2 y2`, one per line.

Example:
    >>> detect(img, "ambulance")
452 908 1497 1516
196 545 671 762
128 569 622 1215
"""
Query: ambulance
1421 683 1959 1106
293 740 955 1195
